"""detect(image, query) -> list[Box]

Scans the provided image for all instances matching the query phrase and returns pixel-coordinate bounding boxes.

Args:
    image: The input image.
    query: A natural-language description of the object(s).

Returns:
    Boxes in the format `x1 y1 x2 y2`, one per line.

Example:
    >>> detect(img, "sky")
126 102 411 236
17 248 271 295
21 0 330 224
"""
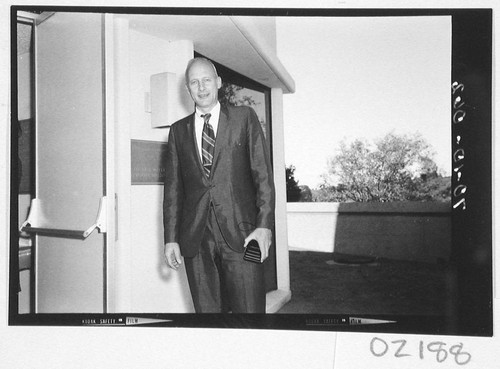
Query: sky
276 16 452 189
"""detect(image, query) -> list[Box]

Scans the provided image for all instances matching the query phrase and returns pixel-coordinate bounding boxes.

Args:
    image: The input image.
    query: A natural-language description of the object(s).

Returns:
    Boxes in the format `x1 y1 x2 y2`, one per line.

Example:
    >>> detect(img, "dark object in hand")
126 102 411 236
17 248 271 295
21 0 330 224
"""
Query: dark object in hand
244 239 262 263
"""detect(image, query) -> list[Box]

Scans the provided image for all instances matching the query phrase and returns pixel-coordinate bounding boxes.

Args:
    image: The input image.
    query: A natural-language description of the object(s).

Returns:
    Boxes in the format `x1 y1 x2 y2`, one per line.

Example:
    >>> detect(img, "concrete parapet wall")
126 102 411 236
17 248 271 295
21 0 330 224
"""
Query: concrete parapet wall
286 202 451 263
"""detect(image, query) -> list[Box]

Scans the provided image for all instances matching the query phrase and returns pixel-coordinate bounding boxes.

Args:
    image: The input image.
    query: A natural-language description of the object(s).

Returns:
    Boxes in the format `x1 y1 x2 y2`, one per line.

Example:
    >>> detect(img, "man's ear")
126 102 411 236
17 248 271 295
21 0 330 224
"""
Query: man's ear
217 76 222 89
185 83 193 97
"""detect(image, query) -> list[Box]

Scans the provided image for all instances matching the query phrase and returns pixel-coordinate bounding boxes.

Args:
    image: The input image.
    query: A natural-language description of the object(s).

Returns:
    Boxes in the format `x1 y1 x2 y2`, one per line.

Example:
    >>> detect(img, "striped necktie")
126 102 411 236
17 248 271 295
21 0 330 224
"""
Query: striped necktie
201 113 215 177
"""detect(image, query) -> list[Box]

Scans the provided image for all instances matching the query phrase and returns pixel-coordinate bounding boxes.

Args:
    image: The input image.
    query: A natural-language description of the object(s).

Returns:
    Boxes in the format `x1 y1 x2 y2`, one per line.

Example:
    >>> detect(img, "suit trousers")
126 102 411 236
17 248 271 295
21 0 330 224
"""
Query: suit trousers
184 205 265 313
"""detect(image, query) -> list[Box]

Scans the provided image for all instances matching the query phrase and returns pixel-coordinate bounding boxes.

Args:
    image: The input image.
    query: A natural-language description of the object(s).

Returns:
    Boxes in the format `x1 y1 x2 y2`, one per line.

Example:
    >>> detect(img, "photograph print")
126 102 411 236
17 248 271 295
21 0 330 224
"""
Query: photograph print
10 6 492 336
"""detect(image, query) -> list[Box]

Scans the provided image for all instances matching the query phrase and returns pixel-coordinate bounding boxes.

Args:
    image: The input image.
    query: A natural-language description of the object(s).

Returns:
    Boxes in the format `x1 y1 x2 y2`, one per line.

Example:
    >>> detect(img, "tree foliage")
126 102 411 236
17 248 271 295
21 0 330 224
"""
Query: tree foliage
219 82 256 107
286 165 302 202
315 132 450 202
299 185 313 202
219 81 266 136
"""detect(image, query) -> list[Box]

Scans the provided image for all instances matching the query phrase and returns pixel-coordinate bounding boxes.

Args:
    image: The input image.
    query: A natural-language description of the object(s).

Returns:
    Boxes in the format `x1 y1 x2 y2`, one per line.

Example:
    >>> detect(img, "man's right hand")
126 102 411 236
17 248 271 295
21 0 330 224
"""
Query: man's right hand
164 242 182 270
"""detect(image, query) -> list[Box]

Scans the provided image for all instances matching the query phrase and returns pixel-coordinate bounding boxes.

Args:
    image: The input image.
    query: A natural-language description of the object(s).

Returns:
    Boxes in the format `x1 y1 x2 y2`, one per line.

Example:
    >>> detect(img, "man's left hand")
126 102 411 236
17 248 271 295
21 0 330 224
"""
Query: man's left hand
244 228 272 262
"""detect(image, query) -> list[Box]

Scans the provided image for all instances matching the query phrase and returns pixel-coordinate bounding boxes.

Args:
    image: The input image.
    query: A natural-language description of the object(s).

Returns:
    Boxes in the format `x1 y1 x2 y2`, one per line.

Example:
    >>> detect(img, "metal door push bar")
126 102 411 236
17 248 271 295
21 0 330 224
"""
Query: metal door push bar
19 197 107 240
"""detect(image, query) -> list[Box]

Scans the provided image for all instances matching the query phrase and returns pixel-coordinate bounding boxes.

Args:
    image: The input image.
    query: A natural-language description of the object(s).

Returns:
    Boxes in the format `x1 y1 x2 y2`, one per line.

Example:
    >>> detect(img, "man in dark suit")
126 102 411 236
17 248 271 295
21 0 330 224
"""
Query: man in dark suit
163 57 275 313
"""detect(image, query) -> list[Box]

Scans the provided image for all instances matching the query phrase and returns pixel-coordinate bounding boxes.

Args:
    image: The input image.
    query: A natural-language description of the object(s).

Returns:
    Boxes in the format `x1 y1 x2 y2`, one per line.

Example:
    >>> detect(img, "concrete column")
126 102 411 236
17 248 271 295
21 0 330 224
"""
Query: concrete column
266 87 291 312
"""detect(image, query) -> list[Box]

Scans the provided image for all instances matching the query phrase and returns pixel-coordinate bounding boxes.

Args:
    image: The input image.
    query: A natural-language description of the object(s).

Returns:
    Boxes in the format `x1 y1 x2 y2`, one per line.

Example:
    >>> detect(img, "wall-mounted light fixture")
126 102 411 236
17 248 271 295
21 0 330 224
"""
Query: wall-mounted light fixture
149 72 178 128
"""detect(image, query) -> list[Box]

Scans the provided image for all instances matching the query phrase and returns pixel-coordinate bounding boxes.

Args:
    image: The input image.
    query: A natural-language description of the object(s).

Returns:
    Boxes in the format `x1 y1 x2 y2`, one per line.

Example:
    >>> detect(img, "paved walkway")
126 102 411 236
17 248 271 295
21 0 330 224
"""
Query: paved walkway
277 251 457 315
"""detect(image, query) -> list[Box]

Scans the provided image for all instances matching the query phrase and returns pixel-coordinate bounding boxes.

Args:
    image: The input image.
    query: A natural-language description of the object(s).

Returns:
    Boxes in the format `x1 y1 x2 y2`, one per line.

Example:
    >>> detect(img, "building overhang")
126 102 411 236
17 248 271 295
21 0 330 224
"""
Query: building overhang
122 14 296 94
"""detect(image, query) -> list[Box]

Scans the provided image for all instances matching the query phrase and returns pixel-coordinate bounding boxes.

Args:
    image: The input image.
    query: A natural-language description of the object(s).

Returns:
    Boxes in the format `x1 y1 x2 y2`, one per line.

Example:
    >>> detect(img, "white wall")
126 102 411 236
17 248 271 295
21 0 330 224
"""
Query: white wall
287 202 451 263
112 17 194 313
111 15 291 313
287 203 339 254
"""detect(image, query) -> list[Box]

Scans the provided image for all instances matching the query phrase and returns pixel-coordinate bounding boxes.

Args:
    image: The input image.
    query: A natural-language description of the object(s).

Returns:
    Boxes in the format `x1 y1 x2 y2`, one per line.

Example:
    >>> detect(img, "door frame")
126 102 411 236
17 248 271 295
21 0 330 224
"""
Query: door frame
10 11 40 320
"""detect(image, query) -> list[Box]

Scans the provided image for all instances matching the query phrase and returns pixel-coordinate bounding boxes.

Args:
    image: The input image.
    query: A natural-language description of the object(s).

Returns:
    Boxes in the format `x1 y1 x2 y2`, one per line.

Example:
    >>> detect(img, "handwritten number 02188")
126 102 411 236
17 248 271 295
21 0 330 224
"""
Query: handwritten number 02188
370 337 472 365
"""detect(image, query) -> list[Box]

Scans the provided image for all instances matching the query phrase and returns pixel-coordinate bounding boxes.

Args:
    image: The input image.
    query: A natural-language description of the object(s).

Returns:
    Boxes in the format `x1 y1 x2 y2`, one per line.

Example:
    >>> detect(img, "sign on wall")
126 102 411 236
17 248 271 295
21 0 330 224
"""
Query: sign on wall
131 139 168 185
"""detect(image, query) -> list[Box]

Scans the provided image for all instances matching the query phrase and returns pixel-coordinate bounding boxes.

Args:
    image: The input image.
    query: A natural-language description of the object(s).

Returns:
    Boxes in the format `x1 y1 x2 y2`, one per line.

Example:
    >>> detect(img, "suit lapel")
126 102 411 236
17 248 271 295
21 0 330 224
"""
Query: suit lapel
212 105 229 177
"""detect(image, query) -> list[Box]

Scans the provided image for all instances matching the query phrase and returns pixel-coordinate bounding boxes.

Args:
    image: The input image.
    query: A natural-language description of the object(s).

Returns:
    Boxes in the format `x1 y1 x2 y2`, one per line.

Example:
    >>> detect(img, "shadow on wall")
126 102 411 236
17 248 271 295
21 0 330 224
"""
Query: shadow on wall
287 201 451 264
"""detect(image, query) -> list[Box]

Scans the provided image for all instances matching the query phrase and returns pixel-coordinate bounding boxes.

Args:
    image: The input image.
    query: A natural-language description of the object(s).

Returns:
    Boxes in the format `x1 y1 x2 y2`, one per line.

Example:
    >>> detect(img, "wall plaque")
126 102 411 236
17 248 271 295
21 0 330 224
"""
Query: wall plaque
131 139 168 185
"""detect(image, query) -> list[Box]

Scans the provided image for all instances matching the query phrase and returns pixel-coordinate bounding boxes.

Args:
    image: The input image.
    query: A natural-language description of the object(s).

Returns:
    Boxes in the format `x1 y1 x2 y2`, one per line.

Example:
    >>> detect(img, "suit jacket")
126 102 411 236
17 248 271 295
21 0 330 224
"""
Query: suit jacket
163 104 275 258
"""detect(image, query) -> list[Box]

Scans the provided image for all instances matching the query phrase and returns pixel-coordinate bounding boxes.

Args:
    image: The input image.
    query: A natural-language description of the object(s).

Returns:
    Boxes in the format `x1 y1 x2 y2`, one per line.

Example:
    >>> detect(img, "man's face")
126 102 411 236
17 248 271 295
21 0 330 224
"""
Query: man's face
186 61 222 113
